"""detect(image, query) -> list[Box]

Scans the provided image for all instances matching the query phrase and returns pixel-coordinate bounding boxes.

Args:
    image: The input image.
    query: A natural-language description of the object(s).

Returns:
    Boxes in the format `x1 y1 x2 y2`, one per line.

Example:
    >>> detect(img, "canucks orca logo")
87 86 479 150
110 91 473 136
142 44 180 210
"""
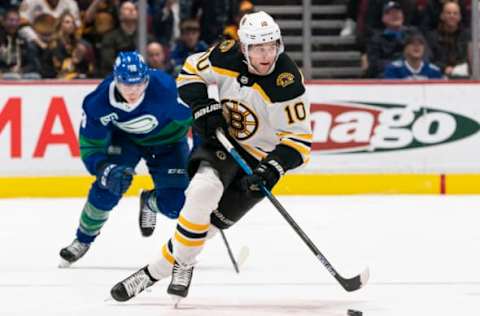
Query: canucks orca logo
100 114 159 134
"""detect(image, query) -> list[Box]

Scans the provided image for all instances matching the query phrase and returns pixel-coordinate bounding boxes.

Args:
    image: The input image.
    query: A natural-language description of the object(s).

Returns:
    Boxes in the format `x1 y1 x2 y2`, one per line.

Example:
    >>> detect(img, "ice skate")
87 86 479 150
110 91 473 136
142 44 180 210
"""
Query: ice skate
167 262 194 305
139 190 157 237
58 239 90 267
111 266 156 302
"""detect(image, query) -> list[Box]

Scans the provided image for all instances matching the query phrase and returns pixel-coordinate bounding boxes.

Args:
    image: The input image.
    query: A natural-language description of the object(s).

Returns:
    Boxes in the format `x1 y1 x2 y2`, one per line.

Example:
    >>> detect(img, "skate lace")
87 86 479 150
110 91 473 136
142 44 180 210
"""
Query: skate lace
70 240 88 256
172 264 193 287
141 207 156 228
124 270 152 297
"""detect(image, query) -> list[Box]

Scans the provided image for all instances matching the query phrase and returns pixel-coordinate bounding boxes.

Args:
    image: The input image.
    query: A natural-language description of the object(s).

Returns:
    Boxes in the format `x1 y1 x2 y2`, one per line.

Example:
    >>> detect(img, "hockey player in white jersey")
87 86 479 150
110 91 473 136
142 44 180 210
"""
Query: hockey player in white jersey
110 11 312 303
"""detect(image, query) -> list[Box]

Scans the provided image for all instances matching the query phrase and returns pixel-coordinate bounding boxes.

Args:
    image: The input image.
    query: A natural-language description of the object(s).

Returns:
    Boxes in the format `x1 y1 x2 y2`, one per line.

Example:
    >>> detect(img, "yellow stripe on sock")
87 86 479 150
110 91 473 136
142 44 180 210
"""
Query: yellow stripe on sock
162 243 175 265
178 215 209 233
174 232 205 247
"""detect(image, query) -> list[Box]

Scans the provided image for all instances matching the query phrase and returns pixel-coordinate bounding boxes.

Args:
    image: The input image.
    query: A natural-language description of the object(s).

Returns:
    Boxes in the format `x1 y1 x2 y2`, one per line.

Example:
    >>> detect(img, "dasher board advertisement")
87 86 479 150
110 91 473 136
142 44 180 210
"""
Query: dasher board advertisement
1 80 480 177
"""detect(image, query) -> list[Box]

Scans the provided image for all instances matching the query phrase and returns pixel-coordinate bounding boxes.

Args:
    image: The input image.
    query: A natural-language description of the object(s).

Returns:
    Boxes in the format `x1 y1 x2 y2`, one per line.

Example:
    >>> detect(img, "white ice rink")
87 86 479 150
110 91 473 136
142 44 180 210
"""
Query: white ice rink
1 195 480 316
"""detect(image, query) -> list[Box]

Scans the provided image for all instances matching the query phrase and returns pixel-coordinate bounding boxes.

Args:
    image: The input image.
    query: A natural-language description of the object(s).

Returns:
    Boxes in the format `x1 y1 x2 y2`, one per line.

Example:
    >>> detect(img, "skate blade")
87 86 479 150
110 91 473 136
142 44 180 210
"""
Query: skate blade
58 258 72 268
169 295 183 308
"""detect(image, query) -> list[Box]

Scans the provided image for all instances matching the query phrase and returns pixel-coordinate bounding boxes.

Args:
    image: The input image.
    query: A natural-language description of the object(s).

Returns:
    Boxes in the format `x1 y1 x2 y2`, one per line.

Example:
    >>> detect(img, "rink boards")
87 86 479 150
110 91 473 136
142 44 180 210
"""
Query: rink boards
1 80 480 196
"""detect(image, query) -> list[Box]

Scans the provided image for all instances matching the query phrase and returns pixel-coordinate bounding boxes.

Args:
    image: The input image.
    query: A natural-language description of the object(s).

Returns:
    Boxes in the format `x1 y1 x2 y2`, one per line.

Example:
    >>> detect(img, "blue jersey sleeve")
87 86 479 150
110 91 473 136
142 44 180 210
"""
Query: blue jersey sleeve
79 87 112 175
154 70 192 129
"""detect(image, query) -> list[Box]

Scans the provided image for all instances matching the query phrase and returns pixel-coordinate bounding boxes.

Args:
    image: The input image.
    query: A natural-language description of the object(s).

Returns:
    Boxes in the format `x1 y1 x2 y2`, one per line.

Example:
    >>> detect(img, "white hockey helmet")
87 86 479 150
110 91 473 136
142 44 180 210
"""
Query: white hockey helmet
237 11 284 74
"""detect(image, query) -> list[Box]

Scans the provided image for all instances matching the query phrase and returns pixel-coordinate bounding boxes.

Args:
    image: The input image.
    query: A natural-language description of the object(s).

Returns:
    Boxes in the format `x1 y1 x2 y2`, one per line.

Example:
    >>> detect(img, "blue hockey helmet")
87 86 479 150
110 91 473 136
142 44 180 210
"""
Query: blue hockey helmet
113 51 149 84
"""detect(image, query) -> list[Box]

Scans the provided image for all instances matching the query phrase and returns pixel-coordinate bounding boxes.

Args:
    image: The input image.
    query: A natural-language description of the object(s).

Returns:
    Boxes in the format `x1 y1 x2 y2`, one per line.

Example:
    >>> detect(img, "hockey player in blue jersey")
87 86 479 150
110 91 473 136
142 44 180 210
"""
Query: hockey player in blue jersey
59 51 192 267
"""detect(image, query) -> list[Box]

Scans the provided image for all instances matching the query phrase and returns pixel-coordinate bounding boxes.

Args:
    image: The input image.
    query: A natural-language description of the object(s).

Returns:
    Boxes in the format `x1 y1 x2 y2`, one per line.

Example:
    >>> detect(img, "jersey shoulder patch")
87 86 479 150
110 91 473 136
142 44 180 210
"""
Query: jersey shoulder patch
208 41 245 73
255 53 306 103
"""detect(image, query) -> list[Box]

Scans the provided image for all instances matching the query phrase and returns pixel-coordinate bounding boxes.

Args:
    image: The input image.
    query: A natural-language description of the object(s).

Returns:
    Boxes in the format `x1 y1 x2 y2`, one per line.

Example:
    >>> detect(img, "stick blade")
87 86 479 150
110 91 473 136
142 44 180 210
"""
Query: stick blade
237 246 249 268
341 267 370 292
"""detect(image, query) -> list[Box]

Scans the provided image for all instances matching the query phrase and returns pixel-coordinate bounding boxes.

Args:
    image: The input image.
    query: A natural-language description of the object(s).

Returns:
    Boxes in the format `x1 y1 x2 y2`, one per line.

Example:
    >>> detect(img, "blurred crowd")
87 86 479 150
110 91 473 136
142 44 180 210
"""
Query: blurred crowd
341 0 473 79
0 0 254 79
0 0 476 80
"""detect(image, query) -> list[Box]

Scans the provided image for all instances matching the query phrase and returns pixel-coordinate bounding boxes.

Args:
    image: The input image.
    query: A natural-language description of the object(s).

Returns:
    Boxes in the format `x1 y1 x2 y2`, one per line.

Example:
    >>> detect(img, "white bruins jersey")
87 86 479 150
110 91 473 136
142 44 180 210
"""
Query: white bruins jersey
177 40 312 166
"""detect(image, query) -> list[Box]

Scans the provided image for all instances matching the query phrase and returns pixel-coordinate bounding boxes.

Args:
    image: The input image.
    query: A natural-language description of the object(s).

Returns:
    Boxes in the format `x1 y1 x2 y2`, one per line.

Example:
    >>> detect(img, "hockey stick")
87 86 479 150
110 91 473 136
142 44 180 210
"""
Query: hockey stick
215 129 369 292
220 229 240 273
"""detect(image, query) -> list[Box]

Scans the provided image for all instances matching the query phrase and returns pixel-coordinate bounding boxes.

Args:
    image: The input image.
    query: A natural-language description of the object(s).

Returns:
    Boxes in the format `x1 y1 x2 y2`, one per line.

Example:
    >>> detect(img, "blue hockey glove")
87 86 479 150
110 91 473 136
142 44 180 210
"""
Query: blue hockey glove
240 159 284 197
97 164 135 196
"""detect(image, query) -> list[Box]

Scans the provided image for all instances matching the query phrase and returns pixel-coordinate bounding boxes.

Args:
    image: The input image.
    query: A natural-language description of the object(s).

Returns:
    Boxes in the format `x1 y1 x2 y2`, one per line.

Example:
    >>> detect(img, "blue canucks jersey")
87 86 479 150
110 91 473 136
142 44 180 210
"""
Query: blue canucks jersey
384 59 443 80
79 69 192 174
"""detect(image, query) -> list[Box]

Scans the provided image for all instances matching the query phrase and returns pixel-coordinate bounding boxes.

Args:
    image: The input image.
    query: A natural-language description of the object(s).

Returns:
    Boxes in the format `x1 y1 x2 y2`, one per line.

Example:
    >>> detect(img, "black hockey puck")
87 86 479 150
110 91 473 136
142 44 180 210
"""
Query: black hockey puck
347 309 362 316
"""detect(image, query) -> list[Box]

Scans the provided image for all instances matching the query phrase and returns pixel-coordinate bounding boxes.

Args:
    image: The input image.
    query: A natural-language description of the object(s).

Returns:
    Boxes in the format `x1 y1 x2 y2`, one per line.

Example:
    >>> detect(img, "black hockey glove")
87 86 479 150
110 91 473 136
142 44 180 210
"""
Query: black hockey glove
97 164 135 196
241 159 285 197
192 100 228 143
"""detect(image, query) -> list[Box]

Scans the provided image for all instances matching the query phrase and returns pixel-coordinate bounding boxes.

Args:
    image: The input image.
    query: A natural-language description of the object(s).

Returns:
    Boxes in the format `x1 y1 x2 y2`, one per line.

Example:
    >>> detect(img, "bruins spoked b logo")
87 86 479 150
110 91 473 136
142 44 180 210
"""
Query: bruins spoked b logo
221 99 258 140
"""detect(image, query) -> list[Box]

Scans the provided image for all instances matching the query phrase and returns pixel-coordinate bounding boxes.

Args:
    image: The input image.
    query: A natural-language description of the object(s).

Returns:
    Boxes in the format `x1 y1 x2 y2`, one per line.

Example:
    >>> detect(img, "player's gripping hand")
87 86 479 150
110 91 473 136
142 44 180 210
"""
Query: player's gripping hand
240 160 284 197
97 164 135 196
192 100 228 142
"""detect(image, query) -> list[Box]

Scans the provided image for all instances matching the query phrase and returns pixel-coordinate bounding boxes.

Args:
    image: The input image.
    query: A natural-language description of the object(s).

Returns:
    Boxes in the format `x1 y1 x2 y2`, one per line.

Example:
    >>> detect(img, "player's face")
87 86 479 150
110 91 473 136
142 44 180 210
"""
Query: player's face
116 80 148 104
247 41 278 75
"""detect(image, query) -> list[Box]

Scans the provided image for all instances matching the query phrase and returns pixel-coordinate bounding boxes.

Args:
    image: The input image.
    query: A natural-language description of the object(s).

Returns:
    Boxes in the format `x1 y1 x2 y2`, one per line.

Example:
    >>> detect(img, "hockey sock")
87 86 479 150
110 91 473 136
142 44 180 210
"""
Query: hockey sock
76 202 110 243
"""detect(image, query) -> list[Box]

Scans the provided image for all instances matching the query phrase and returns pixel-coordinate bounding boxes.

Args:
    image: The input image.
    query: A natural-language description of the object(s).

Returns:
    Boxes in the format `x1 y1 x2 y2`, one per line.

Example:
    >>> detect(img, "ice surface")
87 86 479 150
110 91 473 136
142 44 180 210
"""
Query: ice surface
1 195 479 315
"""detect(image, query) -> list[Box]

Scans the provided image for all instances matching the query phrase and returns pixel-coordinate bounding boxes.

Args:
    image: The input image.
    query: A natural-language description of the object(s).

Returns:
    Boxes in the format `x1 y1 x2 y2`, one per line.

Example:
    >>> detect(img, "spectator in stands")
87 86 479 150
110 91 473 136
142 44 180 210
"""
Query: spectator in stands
99 0 140 76
426 0 470 78
384 29 443 79
146 41 173 74
365 0 417 33
47 12 79 75
366 1 409 78
152 0 175 46
57 41 94 79
19 0 80 25
18 0 80 49
190 0 232 45
0 8 40 79
31 12 57 77
0 0 22 17
81 0 118 75
46 12 94 79
83 0 118 29
170 18 208 76
223 0 254 41
420 0 469 34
